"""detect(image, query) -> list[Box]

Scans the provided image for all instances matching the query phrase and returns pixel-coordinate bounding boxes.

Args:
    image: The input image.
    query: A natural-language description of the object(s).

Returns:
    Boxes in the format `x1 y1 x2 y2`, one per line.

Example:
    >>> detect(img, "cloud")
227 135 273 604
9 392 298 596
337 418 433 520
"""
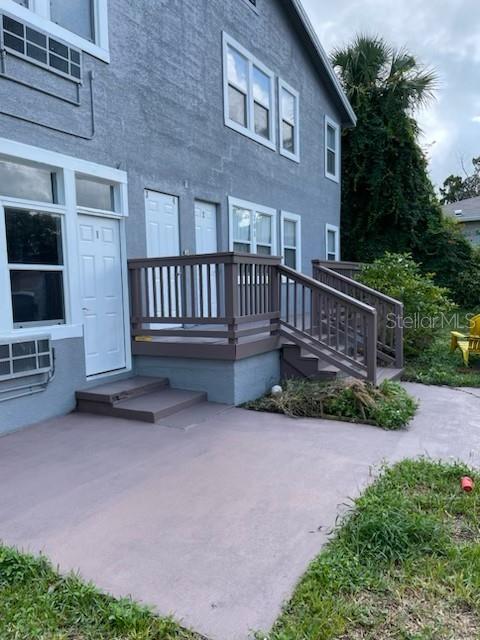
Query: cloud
301 0 480 186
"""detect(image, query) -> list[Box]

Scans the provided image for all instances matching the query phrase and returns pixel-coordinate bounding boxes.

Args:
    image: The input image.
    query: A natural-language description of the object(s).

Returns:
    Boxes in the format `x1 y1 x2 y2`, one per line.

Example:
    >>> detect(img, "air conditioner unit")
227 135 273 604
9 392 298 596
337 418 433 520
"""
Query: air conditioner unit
0 335 53 382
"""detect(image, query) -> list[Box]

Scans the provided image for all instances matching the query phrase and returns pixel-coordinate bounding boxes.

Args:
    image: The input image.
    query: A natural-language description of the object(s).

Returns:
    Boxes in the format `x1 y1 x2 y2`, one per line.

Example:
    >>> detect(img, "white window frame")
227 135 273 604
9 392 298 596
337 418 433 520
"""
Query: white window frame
1 0 110 63
0 138 128 353
222 32 276 151
325 223 340 261
278 79 300 163
228 196 277 255
325 115 340 182
280 211 301 270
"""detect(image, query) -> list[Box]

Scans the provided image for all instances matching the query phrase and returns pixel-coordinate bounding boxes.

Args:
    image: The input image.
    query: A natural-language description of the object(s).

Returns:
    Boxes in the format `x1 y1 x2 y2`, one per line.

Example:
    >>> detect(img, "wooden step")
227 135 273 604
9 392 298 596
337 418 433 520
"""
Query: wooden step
77 388 207 423
376 367 404 383
76 376 169 404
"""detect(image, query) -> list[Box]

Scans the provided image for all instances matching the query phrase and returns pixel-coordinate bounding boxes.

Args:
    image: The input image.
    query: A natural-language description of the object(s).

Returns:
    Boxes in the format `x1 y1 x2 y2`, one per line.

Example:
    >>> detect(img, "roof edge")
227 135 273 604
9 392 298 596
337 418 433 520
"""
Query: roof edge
289 0 357 127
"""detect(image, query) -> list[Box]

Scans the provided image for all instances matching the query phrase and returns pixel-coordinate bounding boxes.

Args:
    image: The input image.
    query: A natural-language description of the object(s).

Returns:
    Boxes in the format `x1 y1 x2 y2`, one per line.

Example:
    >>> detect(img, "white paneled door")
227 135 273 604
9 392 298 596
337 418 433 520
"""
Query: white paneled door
144 190 180 327
195 201 218 316
195 201 217 254
78 214 126 376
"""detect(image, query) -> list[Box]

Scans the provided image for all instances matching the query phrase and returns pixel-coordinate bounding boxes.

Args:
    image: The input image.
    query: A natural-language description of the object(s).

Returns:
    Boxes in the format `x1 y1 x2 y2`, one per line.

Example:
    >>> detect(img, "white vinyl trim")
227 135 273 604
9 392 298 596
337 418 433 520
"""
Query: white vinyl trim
278 78 300 163
325 223 340 261
222 32 276 151
280 210 302 270
1 0 110 62
228 196 277 255
325 115 340 182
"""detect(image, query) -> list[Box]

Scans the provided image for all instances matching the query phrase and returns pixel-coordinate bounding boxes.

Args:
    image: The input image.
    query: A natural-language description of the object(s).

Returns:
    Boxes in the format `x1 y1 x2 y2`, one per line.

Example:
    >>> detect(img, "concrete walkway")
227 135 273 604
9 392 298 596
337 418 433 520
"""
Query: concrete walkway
1 382 480 639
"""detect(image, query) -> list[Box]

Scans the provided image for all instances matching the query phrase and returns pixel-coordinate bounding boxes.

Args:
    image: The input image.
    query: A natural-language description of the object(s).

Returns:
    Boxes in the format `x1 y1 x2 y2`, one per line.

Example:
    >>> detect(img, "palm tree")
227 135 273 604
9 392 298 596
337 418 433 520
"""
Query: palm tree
332 35 438 113
330 35 442 264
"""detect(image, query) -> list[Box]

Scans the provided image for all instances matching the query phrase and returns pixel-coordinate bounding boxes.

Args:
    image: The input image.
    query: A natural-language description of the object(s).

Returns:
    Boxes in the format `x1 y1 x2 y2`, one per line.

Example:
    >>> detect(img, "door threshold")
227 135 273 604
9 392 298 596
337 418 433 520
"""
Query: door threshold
86 366 131 382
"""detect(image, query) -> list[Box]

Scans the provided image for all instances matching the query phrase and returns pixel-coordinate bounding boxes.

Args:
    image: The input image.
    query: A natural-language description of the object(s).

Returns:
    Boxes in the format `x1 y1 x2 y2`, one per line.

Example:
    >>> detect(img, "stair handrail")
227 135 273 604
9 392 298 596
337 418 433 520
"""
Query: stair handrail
278 264 378 382
280 264 378 312
312 263 404 368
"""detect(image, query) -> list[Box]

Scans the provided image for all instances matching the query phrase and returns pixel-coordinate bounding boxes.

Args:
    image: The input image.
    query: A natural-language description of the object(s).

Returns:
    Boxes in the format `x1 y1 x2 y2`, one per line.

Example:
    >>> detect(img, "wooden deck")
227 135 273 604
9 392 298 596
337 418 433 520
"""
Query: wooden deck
128 253 404 384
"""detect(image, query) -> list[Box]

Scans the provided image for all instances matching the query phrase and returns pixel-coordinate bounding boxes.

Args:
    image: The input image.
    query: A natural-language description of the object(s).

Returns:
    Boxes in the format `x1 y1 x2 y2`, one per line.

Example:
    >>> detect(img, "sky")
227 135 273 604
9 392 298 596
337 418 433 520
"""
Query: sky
302 0 480 188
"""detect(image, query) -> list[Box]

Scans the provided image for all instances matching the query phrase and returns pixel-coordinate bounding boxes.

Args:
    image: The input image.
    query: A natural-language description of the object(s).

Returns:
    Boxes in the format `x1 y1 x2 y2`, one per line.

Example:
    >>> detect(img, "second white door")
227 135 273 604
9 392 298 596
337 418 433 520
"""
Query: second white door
195 201 217 254
144 190 180 325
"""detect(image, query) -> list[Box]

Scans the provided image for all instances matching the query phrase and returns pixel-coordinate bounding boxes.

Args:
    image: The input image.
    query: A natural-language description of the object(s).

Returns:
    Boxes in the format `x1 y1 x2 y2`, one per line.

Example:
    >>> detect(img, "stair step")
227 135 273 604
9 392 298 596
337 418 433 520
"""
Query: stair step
376 367 404 383
77 388 207 423
76 376 169 404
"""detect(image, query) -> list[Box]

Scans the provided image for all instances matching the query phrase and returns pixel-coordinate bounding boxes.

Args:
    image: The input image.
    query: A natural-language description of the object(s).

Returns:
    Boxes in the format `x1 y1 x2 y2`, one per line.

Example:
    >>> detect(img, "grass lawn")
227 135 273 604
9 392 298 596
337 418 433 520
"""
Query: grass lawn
2 460 479 640
262 458 480 640
403 310 480 387
0 546 203 640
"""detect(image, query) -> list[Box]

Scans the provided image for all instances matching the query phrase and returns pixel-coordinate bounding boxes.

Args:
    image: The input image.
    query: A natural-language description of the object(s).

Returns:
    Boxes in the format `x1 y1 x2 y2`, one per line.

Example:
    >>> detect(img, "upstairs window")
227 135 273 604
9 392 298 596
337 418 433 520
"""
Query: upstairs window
279 79 300 162
223 33 276 150
50 0 94 43
325 116 340 182
3 0 109 62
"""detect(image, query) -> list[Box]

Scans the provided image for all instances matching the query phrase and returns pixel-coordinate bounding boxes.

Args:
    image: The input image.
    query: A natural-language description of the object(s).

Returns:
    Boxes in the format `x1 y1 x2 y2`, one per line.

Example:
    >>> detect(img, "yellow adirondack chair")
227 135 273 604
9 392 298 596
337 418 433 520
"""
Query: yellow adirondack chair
450 313 480 366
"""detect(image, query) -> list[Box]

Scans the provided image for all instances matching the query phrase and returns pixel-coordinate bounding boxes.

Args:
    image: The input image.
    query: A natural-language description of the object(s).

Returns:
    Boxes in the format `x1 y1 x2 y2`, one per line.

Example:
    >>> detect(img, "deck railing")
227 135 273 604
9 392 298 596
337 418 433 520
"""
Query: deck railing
313 260 363 280
312 261 404 368
128 253 402 381
129 252 281 345
279 264 377 382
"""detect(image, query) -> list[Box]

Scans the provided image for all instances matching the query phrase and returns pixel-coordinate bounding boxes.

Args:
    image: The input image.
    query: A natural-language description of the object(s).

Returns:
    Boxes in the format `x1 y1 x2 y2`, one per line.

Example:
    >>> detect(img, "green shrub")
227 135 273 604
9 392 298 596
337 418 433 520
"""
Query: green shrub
245 378 417 430
417 217 480 309
358 252 455 356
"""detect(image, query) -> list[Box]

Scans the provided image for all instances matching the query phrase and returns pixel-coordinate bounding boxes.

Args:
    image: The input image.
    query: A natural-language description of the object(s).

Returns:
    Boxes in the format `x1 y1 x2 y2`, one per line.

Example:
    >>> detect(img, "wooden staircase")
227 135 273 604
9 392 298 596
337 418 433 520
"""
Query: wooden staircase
278 264 404 385
76 376 208 423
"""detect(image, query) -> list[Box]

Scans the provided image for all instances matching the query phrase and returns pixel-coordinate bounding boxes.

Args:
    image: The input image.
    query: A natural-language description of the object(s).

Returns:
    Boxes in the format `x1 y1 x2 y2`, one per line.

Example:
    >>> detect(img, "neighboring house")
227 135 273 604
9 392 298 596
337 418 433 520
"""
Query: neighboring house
0 0 402 434
443 196 480 246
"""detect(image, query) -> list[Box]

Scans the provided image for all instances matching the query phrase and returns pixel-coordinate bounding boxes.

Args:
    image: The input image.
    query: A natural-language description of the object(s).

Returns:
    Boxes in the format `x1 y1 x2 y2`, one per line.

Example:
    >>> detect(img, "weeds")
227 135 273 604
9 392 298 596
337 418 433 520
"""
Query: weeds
245 378 417 429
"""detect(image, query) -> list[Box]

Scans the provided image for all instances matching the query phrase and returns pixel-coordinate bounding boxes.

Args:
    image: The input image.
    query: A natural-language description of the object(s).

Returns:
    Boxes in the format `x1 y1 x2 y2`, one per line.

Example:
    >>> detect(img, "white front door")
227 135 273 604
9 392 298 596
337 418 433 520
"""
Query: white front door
195 201 218 317
195 200 218 254
144 190 180 326
78 214 126 377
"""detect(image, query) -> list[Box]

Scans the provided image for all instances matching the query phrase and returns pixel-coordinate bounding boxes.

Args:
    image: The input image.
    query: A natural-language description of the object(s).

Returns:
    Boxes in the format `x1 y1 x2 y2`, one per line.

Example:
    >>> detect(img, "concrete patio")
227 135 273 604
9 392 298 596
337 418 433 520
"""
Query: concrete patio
1 382 480 639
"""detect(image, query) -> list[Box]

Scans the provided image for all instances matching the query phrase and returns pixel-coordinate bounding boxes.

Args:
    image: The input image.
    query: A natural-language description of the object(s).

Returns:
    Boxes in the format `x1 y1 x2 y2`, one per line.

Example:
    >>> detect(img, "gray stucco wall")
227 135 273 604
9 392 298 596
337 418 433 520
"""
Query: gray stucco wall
135 350 281 406
0 0 345 430
0 338 85 435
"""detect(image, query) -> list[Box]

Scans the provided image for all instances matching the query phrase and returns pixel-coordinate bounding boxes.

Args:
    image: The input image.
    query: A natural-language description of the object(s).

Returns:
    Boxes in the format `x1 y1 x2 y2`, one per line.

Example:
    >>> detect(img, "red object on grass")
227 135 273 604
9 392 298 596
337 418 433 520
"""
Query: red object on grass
461 476 474 492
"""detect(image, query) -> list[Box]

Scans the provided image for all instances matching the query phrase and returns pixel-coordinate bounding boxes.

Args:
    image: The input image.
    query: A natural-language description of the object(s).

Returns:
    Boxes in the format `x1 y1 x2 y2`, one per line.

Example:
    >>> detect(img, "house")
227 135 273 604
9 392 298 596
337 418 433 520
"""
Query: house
443 196 480 246
0 0 402 435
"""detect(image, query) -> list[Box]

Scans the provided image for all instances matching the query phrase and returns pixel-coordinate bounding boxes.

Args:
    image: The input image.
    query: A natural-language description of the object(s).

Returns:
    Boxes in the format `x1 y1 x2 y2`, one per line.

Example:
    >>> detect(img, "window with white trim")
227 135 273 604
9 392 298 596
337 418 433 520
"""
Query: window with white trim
325 116 340 182
229 197 277 255
279 79 300 162
325 224 339 261
6 208 66 327
2 0 109 62
223 33 276 150
280 211 301 270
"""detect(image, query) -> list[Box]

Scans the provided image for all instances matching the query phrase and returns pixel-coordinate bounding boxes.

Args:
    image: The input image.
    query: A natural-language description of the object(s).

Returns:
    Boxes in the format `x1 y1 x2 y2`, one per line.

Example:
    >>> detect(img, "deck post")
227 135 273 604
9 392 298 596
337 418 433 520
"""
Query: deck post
270 264 280 336
225 258 239 345
366 310 378 383
394 301 404 368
